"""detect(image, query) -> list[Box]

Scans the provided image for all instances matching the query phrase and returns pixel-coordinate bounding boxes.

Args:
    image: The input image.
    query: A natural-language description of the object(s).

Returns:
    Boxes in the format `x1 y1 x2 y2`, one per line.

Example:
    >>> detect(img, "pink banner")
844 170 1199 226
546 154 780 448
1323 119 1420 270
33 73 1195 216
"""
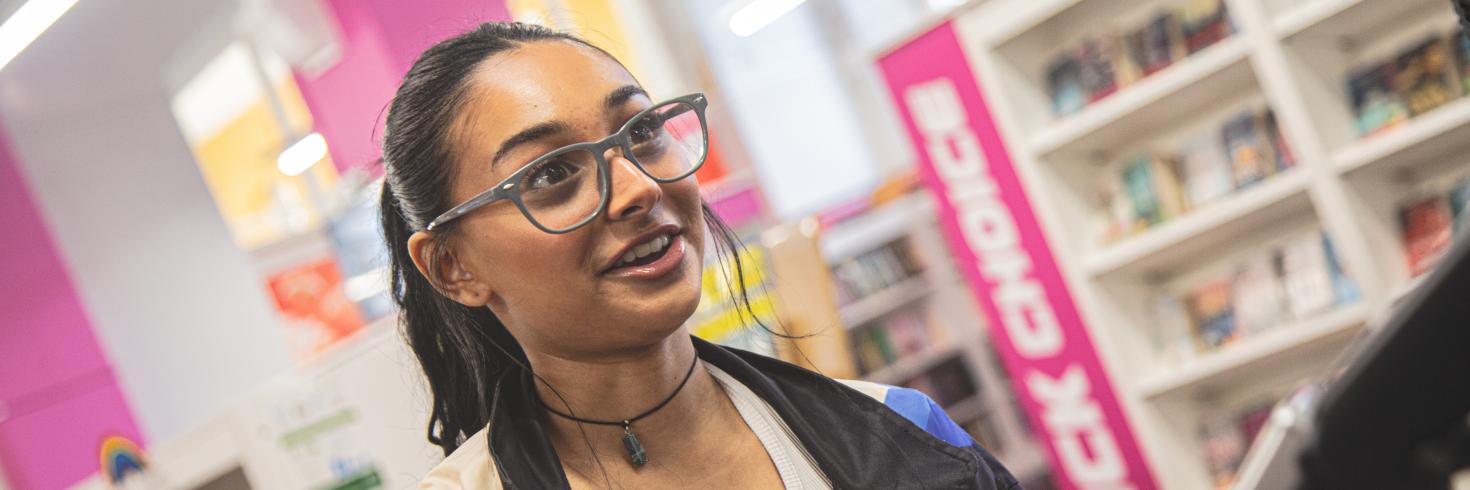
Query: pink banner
878 22 1156 489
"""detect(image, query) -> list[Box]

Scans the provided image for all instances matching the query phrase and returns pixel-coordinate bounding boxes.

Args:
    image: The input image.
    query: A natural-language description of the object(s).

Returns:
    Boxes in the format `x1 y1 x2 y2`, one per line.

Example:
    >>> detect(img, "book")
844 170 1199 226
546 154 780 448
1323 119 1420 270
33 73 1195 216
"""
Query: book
1262 109 1296 171
1348 62 1410 135
1048 55 1087 116
1126 11 1184 76
1231 253 1286 336
1221 111 1276 188
1450 177 1470 234
1178 0 1231 54
1394 36 1459 117
1122 155 1165 226
1199 415 1247 488
1099 173 1138 243
1322 235 1361 305
1154 154 1191 220
1151 293 1198 365
1178 132 1235 207
1078 33 1131 102
1455 32 1470 95
1277 231 1337 320
1401 196 1455 276
1187 279 1237 350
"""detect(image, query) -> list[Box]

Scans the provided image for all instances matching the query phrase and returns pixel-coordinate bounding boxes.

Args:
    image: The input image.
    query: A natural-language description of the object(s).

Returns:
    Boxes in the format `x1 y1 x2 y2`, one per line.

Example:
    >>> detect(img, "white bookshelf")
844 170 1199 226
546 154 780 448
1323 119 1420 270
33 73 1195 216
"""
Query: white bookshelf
934 0 1468 487
817 193 1052 483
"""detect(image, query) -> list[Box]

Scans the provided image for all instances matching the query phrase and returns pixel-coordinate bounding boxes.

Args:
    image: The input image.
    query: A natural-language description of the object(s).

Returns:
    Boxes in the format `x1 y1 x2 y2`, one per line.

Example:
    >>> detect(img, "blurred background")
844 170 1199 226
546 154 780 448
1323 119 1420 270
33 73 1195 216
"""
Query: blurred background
1 0 1466 488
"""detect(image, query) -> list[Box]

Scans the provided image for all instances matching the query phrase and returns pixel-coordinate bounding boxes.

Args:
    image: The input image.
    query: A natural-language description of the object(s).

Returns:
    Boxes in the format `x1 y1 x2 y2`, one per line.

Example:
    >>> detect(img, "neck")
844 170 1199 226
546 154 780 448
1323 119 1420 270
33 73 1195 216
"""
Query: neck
527 333 732 469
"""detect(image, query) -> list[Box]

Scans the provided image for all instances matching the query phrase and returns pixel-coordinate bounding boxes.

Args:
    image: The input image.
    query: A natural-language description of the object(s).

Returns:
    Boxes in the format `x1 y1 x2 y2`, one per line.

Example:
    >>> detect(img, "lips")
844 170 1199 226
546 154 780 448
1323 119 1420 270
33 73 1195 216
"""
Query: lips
602 223 683 274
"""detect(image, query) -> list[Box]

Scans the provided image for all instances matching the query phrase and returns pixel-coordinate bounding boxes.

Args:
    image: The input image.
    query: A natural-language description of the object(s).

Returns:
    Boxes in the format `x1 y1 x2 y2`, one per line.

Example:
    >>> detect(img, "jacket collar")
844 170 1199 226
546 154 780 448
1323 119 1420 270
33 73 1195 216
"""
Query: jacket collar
486 337 992 489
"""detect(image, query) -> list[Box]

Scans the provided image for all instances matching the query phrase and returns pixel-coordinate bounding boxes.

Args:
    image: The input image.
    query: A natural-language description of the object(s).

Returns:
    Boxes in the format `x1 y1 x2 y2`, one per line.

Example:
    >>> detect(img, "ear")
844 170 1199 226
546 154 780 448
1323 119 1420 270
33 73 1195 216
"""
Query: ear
407 230 493 307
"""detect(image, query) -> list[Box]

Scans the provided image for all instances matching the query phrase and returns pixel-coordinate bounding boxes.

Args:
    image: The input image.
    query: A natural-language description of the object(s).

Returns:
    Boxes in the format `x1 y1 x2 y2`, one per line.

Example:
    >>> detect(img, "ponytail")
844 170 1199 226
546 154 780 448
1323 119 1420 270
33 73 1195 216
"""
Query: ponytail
381 182 527 455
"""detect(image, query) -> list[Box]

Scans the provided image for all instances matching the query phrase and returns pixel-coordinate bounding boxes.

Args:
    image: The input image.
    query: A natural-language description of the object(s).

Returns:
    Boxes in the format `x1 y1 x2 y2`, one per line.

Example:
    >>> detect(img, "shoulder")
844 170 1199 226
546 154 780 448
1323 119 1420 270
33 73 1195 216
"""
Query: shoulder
419 427 502 489
835 379 976 448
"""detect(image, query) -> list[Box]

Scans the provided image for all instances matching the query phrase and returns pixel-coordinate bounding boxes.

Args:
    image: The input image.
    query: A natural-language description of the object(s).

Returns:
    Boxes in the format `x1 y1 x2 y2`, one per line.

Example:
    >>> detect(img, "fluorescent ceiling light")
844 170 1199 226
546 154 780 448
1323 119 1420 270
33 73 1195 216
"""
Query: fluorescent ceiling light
729 0 807 37
0 0 80 71
277 132 327 176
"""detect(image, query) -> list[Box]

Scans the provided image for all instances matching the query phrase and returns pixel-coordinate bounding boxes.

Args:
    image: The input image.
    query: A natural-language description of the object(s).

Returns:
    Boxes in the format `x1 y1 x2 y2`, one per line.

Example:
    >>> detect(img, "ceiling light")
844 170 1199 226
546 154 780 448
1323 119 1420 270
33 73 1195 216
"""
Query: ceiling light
729 0 807 38
0 0 80 71
277 132 327 177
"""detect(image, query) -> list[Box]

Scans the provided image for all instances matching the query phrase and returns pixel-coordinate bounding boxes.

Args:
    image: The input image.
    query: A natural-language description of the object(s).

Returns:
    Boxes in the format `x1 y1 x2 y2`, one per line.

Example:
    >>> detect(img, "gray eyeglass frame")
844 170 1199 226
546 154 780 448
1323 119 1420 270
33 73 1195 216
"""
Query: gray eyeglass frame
425 93 709 234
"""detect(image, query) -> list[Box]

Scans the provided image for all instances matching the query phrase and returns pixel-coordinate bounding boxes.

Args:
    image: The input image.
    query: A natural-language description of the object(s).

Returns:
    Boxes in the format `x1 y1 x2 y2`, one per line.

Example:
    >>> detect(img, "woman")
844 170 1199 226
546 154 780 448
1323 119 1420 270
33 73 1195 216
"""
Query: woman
380 22 1020 489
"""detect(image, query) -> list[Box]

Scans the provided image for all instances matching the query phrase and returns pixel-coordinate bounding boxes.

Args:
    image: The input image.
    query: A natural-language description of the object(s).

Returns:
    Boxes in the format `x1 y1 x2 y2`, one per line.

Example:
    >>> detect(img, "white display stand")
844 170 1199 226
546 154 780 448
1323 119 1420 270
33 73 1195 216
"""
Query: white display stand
72 318 441 490
872 0 1465 487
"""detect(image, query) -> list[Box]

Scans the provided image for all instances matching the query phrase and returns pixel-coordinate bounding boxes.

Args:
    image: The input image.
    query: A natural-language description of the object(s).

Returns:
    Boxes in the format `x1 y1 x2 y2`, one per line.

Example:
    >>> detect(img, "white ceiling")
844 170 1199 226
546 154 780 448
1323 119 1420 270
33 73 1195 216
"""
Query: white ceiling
0 0 240 128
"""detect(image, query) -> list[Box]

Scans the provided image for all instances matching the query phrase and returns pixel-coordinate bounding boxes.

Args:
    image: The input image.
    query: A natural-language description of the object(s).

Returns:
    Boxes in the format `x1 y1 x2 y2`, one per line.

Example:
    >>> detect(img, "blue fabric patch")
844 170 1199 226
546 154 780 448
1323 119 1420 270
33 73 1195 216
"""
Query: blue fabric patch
883 387 974 448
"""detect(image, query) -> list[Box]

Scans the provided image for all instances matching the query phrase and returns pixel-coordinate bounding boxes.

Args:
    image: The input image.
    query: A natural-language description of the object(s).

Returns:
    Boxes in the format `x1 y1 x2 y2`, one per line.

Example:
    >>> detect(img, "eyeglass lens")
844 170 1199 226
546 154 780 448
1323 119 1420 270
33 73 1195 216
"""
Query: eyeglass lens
517 100 706 232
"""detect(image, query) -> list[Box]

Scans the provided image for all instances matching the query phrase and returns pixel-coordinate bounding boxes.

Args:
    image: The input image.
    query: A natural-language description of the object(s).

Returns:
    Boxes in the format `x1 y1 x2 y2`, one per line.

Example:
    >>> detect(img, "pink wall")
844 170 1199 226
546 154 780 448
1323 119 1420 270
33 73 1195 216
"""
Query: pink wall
296 0 510 174
0 126 143 489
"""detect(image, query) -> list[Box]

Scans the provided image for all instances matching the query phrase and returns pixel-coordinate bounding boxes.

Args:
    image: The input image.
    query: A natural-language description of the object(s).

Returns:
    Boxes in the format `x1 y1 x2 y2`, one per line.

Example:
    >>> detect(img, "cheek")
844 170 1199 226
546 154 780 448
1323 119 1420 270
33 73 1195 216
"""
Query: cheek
467 220 592 298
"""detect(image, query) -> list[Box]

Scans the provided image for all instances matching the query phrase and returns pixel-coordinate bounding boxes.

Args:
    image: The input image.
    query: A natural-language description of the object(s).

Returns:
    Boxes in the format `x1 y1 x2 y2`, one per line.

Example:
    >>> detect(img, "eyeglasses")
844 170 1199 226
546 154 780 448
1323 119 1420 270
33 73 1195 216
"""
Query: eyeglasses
427 93 710 234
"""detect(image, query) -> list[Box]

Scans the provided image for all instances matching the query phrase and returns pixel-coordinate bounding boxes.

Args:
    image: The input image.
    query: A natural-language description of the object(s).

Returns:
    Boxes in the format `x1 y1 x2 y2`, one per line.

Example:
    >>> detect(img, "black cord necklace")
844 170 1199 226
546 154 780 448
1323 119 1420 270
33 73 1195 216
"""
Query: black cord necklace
538 354 700 467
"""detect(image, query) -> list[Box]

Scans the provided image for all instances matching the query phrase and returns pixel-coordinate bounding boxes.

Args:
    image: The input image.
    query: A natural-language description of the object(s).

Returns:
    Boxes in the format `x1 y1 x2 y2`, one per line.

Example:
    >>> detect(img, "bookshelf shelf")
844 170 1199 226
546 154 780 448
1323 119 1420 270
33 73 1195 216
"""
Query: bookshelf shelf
1275 0 1443 41
821 195 934 264
866 343 962 386
1028 37 1254 158
1333 98 1470 176
1137 304 1371 399
1084 170 1312 278
1389 275 1429 306
839 276 933 328
946 393 989 424
1273 0 1361 39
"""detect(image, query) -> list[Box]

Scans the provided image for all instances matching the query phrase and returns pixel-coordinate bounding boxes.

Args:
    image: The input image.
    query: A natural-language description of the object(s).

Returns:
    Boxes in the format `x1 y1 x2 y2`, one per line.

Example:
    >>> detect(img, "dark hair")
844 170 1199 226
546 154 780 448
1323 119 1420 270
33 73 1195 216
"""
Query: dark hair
379 22 777 457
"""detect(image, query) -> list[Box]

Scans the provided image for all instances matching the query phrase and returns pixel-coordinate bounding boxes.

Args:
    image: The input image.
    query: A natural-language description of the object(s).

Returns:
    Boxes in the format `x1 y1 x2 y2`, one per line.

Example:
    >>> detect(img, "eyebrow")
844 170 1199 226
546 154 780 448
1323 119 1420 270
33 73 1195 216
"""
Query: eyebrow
489 85 650 167
605 85 648 111
491 121 568 167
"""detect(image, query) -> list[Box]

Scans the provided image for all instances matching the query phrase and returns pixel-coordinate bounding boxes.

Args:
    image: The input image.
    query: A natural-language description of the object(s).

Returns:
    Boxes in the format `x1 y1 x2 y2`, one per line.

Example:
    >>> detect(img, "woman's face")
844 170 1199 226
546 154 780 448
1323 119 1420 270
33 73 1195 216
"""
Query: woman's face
436 41 707 360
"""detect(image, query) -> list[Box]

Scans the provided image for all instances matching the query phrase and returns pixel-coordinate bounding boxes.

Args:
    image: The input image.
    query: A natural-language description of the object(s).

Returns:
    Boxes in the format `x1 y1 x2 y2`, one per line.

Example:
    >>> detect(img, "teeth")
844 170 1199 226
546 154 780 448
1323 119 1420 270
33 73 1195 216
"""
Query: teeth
615 234 673 267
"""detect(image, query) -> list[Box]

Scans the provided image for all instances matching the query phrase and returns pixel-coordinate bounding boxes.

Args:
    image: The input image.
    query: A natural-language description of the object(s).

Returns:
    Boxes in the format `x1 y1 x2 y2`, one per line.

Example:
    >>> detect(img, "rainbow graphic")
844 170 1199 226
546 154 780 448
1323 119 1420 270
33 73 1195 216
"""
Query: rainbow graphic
98 436 147 484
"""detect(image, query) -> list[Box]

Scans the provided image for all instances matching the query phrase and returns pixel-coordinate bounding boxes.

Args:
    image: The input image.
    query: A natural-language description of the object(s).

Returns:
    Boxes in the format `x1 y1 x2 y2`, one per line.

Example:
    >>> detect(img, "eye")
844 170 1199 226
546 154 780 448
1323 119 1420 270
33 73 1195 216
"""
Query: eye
527 158 581 190
629 115 663 145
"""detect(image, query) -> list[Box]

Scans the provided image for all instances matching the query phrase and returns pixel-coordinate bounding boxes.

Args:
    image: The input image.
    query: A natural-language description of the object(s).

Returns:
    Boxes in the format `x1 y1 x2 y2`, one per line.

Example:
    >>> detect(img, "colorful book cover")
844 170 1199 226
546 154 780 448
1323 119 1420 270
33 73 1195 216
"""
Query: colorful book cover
1126 11 1183 76
1237 402 1275 443
1153 154 1191 220
1322 235 1361 305
1348 62 1409 135
1122 154 1165 226
1231 254 1286 336
1079 33 1131 102
1188 279 1237 350
1179 132 1234 207
1048 55 1087 116
1449 176 1470 233
871 326 898 364
1221 112 1275 188
1277 231 1337 320
1455 32 1470 95
1199 415 1247 488
1401 196 1455 276
1394 36 1459 117
1179 0 1231 54
1262 109 1296 171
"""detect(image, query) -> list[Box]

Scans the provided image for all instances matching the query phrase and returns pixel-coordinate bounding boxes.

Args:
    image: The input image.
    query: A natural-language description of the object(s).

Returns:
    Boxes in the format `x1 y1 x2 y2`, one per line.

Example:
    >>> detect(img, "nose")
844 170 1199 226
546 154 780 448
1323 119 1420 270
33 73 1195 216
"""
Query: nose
604 151 662 221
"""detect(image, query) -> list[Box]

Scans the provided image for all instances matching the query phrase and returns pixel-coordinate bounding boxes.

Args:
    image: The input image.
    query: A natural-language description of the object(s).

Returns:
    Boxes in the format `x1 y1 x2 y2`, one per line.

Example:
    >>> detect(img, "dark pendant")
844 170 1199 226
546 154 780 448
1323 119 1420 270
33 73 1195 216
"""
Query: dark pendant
622 424 648 467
